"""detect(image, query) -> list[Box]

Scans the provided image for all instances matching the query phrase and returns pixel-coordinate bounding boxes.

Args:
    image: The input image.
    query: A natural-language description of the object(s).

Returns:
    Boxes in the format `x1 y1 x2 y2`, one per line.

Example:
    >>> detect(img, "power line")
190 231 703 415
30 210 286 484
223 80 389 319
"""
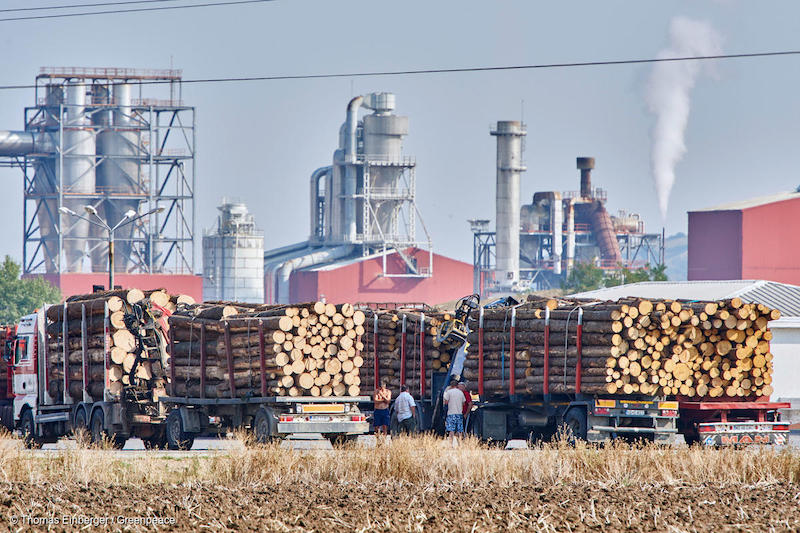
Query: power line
0 50 797 91
0 0 274 22
0 0 184 14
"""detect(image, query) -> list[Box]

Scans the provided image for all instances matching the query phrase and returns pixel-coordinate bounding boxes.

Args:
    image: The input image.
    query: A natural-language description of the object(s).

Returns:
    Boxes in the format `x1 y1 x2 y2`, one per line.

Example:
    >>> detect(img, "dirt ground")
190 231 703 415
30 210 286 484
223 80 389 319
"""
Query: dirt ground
1 481 798 532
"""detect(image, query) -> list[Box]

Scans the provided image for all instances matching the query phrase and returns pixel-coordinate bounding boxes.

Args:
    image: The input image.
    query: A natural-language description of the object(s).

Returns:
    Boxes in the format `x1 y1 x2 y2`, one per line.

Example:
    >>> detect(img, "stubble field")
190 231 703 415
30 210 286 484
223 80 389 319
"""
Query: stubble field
0 435 799 532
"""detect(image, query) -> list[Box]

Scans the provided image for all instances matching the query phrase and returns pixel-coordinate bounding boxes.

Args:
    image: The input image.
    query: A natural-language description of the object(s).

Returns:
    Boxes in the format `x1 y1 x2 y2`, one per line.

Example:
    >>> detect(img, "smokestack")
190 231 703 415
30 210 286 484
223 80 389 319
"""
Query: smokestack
577 157 595 199
491 121 526 288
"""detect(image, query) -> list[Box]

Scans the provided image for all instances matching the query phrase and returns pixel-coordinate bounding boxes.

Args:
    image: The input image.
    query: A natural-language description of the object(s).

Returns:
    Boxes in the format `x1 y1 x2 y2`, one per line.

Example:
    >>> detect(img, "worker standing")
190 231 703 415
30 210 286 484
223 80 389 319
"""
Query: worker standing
374 379 392 437
458 379 473 424
443 377 466 447
395 384 417 434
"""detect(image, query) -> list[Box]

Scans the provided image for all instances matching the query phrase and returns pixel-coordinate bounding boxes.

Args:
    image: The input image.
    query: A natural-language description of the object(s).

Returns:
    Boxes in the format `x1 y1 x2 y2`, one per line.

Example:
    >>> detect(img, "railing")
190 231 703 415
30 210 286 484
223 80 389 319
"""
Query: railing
39 66 182 80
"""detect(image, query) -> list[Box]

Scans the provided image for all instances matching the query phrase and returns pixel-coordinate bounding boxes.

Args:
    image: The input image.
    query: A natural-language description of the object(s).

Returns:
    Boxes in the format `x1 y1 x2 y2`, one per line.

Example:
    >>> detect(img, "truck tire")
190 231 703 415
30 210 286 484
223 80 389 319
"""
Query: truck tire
90 409 126 449
0 405 13 431
19 409 41 449
563 408 588 442
165 410 194 450
73 408 89 444
142 428 168 450
253 408 276 444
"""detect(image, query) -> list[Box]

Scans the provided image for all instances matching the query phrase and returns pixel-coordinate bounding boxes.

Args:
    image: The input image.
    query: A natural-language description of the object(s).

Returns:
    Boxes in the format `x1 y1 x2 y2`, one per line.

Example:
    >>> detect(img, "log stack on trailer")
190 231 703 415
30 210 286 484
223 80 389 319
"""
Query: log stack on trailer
45 288 188 401
167 301 368 398
466 296 778 399
360 309 463 395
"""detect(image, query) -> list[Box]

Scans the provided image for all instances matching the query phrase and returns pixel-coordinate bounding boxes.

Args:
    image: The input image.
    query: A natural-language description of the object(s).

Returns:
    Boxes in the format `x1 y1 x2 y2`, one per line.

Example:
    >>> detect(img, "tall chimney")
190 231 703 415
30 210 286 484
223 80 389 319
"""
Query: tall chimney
577 156 595 198
491 121 526 288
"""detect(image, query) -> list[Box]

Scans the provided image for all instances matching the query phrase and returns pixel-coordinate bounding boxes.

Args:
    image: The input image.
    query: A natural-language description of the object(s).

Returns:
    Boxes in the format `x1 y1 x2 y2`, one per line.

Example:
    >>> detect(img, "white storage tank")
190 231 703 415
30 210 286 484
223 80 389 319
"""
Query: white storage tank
203 199 264 303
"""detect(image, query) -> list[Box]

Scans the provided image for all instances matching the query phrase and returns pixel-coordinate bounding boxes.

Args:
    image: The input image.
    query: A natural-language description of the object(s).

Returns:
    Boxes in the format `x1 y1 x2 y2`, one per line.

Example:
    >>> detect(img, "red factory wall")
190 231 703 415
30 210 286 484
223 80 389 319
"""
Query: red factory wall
688 210 742 281
741 197 800 284
290 249 473 305
26 273 203 302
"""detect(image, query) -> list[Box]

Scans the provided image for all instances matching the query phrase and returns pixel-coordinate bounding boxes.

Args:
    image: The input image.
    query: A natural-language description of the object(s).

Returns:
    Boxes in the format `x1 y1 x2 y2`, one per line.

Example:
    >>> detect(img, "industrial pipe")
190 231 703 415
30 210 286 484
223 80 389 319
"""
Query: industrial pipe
343 96 364 242
566 198 576 274
577 157 595 199
275 245 354 304
550 192 563 275
309 166 332 242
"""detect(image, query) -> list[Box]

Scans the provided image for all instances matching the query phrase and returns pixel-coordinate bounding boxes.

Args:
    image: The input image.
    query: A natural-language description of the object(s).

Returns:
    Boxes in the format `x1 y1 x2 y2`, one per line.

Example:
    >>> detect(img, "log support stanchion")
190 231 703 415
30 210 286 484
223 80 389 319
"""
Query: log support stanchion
509 307 517 396
478 307 484 396
420 313 426 398
224 322 235 398
200 324 207 399
400 314 407 387
543 307 550 399
575 308 583 394
258 321 267 397
373 314 379 391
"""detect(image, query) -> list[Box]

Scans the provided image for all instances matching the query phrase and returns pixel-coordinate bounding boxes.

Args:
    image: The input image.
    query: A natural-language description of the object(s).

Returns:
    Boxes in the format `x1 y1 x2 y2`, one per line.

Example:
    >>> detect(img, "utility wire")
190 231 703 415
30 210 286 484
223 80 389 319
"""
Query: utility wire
0 0 184 14
0 50 797 91
0 0 274 22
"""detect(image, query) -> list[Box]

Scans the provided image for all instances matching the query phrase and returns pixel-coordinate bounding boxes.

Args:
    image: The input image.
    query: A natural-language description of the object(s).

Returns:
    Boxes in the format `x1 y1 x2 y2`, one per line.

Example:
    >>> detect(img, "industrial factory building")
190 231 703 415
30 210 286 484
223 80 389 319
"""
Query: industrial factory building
688 191 800 286
473 122 663 295
264 92 472 305
203 200 264 303
0 67 201 299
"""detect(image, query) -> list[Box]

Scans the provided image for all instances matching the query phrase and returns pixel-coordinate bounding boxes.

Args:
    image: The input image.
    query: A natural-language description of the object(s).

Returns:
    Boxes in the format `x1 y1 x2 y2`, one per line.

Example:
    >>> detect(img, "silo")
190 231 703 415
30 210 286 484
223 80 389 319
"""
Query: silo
33 85 62 272
362 93 408 240
93 83 142 271
491 121 526 287
62 82 96 271
203 200 265 303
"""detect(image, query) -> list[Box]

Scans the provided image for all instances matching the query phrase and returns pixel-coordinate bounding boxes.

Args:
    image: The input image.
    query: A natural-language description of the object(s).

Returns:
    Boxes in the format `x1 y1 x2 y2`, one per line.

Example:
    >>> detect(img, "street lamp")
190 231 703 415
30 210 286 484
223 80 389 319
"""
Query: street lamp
59 205 164 290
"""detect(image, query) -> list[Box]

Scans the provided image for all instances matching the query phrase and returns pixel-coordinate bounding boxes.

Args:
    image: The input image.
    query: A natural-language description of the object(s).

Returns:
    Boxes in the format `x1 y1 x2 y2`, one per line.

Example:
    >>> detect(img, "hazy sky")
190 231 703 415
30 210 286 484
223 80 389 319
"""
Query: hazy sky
0 1 798 272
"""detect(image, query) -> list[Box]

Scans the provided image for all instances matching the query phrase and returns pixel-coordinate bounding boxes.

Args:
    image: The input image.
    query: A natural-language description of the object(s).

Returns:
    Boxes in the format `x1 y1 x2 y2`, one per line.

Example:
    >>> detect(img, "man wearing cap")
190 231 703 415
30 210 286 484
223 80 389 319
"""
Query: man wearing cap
443 377 466 446
458 379 473 423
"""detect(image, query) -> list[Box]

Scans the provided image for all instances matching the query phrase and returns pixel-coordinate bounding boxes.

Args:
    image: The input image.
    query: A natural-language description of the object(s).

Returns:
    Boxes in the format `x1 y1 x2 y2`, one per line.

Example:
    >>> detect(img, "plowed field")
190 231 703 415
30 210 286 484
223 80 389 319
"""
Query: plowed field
2 481 798 532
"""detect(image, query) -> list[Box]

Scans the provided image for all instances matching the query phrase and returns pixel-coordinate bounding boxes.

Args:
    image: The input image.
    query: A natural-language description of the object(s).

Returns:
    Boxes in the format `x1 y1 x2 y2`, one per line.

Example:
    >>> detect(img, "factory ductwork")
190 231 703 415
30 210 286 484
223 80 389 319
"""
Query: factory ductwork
578 157 594 199
491 121 526 287
310 166 332 242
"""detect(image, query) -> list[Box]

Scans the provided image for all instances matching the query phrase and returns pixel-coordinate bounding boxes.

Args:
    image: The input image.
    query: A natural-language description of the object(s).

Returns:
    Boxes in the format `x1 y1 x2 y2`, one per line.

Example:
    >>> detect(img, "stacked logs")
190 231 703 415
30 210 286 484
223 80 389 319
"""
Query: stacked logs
167 301 367 398
45 288 184 401
360 309 461 394
466 296 779 398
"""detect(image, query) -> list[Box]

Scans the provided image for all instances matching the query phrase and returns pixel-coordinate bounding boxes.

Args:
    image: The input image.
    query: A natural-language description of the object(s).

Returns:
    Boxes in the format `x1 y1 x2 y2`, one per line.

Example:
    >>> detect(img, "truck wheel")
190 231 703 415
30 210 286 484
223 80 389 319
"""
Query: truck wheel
0 405 13 431
563 408 588 442
73 408 89 445
90 410 126 449
19 409 41 449
165 410 194 450
253 408 276 444
142 428 168 450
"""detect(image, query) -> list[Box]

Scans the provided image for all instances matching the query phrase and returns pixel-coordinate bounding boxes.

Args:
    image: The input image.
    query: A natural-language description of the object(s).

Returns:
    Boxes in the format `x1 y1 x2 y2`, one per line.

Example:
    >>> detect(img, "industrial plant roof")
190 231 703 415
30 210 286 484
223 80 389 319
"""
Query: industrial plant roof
571 280 800 317
692 190 800 212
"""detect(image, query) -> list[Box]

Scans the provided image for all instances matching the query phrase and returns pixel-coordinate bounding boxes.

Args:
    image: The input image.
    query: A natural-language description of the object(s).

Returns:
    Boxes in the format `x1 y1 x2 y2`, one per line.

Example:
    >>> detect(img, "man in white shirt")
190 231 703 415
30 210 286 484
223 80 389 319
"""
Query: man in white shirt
443 377 466 446
395 384 417 434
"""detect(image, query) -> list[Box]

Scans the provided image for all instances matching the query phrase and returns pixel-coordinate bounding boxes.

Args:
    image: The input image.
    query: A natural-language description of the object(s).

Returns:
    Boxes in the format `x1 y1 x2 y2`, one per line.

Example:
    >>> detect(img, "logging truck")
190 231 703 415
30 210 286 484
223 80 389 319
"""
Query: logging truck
7 301 370 449
457 301 789 445
6 307 171 448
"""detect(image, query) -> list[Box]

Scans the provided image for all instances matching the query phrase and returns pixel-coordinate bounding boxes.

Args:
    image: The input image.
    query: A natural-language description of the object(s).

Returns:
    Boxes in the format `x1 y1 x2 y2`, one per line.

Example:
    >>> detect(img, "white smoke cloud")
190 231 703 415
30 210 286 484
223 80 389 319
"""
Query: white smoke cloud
646 17 722 219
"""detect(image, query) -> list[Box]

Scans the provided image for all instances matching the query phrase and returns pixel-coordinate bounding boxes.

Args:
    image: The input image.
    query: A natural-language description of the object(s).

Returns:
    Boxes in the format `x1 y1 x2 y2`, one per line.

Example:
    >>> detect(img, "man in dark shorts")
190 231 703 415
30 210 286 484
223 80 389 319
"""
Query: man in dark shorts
373 379 392 436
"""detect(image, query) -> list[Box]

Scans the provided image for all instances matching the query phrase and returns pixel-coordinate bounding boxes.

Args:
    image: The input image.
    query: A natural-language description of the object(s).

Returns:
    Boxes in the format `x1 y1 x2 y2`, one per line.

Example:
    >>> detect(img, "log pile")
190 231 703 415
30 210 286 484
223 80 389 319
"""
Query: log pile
361 309 461 393
45 288 179 401
168 301 367 398
466 296 778 398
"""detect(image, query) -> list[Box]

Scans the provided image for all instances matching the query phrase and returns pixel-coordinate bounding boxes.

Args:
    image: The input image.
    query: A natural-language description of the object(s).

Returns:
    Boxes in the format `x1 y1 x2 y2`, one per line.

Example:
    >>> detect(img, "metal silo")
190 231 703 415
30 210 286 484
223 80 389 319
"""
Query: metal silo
62 82 96 271
203 199 265 303
491 121 526 288
93 83 142 271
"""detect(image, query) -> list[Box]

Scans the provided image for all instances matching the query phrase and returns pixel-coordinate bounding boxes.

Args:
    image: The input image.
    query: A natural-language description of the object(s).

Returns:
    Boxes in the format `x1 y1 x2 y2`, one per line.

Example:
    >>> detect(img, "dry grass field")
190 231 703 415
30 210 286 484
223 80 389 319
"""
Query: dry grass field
0 434 799 531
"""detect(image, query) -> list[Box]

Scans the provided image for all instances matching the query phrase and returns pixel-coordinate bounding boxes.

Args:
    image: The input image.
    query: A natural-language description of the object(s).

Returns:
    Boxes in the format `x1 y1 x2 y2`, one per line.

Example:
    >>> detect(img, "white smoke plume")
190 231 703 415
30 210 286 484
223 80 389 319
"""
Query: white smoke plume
646 17 722 219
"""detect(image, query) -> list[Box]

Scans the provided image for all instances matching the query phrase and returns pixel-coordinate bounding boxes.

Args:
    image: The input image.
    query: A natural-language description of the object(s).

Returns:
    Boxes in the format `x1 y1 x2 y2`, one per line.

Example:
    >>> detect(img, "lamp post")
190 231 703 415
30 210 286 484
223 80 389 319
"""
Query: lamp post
59 205 164 290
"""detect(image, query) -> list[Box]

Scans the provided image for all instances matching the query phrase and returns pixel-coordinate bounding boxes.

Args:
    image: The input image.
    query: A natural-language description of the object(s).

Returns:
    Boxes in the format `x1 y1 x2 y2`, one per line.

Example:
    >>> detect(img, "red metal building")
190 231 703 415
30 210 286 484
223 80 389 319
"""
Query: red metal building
27 273 203 302
688 191 800 284
280 248 473 305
